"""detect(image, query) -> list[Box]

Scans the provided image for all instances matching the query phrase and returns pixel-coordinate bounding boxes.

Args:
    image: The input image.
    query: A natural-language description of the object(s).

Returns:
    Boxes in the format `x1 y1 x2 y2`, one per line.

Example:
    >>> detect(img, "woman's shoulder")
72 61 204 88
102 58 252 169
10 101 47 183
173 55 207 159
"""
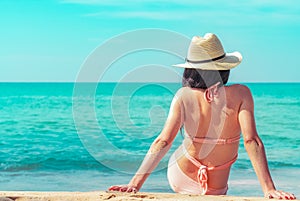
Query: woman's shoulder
174 87 199 98
227 84 252 94
172 87 197 103
174 85 253 100
175 87 192 96
226 84 253 102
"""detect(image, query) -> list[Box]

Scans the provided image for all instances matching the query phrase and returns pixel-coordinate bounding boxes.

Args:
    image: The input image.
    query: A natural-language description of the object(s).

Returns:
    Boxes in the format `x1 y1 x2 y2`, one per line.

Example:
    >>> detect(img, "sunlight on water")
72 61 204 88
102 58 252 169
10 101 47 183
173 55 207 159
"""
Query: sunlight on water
0 83 299 197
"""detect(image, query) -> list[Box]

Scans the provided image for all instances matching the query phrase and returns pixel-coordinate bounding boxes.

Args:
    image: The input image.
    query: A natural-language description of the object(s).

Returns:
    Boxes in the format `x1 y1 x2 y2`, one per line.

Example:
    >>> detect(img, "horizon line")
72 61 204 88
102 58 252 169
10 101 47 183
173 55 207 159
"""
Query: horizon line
0 81 299 84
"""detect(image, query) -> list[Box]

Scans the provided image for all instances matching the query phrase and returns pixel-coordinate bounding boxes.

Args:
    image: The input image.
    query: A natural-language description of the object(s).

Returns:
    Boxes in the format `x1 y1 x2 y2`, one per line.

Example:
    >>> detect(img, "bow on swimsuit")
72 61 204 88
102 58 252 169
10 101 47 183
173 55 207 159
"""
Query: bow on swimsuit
167 135 240 195
185 135 240 194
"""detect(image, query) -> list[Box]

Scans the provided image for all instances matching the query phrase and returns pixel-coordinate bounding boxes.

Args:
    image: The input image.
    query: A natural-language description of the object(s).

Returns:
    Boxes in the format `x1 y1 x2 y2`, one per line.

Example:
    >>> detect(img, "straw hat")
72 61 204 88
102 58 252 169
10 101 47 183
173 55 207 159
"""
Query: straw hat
173 33 242 70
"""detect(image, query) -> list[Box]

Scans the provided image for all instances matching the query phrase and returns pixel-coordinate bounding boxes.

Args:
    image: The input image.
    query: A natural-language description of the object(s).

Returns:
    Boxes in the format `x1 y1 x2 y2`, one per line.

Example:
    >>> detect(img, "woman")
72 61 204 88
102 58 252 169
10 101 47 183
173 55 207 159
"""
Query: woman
109 33 296 199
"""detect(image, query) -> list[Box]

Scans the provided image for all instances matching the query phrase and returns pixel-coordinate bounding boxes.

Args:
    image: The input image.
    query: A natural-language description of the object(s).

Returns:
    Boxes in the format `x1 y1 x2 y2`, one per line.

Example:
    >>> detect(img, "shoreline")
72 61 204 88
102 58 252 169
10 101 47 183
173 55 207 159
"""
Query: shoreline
0 191 298 201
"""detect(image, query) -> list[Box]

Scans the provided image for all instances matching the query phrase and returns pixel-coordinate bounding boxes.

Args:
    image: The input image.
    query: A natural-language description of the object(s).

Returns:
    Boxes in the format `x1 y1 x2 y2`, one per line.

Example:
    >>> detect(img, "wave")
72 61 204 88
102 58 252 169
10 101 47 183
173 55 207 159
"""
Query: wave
233 158 300 170
0 157 108 172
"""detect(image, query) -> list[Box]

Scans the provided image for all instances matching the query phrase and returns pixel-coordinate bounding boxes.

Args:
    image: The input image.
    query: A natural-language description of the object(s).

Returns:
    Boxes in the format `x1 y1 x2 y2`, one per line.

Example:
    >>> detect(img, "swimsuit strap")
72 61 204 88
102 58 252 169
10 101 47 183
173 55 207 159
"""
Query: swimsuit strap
186 134 241 145
182 145 238 195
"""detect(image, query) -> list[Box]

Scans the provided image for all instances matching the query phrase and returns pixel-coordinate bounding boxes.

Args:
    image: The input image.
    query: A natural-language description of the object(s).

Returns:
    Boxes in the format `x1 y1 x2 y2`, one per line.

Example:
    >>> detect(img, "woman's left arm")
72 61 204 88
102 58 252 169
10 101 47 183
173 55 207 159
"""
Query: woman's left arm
109 91 184 192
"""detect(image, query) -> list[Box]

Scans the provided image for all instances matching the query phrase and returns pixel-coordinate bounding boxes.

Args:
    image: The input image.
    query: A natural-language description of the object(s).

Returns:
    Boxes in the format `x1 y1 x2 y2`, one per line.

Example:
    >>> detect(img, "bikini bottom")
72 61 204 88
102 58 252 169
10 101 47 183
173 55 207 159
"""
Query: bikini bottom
167 152 228 195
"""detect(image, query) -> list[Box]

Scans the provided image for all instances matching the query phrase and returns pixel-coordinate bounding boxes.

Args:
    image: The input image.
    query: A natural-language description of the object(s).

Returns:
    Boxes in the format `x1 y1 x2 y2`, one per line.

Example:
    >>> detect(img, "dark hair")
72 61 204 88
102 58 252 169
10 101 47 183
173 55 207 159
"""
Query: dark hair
182 69 230 89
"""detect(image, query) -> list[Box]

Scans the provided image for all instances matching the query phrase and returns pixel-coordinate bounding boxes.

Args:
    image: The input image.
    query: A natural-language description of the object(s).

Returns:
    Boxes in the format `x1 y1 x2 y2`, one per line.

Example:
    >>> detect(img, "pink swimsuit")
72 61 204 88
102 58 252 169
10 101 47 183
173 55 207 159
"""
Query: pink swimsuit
167 135 240 195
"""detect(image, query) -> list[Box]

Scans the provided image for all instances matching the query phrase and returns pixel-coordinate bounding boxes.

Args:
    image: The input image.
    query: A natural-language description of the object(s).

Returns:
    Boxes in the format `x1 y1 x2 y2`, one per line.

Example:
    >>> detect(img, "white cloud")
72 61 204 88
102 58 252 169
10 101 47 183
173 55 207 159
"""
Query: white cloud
60 0 300 25
60 0 300 8
84 10 189 20
61 0 109 5
60 0 182 6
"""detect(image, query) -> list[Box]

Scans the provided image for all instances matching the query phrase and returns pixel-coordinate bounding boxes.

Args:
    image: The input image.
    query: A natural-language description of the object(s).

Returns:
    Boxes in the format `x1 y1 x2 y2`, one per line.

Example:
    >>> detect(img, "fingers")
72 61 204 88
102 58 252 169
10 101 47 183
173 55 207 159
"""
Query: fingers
266 190 296 200
126 187 137 193
279 191 293 200
108 185 122 191
108 185 138 193
276 190 296 200
282 191 296 200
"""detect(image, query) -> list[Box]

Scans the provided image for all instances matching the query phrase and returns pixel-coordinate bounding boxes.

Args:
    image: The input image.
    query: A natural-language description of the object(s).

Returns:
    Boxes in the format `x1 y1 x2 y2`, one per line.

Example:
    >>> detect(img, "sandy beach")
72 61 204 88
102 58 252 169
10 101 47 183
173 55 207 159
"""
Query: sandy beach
0 191 298 201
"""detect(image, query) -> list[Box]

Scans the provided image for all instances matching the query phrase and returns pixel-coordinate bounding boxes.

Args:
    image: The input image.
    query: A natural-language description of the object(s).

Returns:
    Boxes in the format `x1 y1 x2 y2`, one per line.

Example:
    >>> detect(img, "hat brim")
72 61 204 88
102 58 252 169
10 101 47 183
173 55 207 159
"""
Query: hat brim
173 51 242 70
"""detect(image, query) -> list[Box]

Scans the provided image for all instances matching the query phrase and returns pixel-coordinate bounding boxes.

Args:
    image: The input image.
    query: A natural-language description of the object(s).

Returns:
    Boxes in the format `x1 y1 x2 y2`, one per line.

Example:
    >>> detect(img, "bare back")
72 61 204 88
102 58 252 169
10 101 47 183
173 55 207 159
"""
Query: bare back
175 84 245 190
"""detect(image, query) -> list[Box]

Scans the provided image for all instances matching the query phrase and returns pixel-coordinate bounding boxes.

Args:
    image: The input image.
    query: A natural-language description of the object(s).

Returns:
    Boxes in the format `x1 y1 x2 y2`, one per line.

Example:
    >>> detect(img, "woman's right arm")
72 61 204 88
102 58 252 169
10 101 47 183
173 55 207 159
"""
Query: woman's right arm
108 89 184 193
238 85 296 200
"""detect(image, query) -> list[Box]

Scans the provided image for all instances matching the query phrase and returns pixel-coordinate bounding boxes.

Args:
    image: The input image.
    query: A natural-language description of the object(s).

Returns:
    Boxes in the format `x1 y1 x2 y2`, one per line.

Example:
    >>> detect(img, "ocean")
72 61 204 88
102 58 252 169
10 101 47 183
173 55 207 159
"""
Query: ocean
0 82 299 197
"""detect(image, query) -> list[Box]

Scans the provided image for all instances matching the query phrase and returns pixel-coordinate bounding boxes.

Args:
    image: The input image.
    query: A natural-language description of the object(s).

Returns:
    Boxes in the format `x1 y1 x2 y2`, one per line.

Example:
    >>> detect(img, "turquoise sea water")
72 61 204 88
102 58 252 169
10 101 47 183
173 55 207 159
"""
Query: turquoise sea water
0 83 299 197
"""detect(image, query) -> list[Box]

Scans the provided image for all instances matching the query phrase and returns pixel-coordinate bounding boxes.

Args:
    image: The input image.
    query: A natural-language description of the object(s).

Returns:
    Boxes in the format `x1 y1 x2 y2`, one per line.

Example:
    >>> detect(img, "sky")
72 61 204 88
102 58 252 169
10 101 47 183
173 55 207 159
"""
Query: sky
0 0 300 82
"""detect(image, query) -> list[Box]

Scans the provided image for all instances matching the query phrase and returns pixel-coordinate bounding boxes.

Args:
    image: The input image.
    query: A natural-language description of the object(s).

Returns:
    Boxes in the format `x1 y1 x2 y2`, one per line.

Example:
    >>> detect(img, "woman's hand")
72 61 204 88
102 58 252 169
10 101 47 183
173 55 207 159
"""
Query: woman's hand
108 185 138 193
265 189 296 200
